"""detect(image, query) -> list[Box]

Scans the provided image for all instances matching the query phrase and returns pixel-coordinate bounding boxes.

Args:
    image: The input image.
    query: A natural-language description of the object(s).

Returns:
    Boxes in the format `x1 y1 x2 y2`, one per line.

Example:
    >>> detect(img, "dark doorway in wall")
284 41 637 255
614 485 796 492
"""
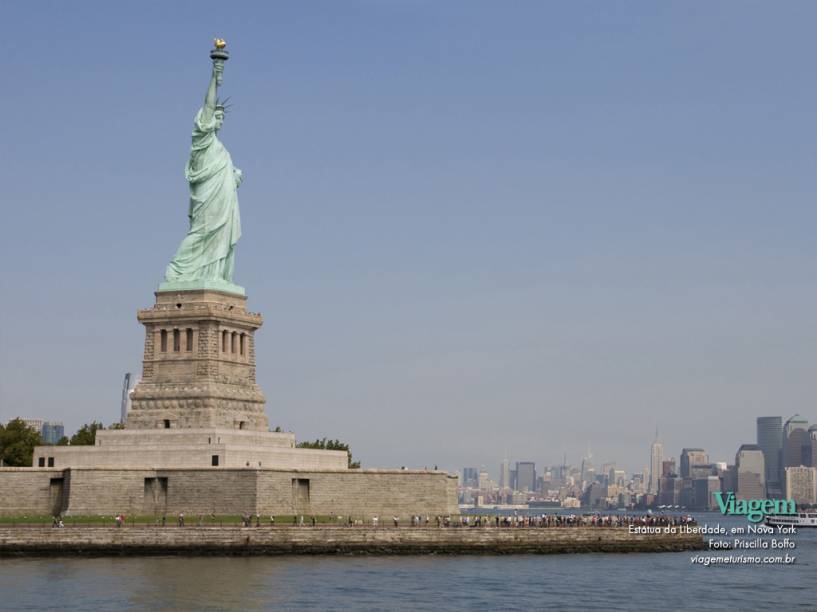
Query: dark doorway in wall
144 476 169 514
49 478 64 515
292 478 310 514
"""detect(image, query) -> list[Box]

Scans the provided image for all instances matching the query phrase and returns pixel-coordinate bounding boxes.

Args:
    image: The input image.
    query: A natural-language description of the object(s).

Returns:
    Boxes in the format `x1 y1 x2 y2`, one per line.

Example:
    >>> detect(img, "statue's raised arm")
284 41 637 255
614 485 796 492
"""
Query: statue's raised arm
201 39 227 124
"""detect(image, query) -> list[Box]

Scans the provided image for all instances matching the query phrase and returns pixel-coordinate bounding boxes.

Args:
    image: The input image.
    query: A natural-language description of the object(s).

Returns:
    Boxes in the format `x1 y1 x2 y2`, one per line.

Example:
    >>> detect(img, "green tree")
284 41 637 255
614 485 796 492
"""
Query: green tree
0 418 42 466
296 437 361 468
69 421 105 446
56 436 69 446
108 422 125 430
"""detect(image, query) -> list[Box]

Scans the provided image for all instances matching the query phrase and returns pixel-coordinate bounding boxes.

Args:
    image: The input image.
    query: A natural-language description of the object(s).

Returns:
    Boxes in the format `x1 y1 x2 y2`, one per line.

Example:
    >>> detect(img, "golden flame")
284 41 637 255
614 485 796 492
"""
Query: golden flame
214 38 227 49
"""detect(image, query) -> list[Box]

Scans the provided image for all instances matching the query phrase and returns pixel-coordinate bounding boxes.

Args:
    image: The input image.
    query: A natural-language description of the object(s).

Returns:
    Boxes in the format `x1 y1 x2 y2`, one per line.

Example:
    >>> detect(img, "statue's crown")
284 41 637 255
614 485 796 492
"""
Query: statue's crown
215 97 232 113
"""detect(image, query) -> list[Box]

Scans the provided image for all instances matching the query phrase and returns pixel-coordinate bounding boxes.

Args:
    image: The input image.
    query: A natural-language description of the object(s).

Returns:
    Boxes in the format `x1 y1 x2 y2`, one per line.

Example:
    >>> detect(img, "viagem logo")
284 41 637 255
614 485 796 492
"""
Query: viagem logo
714 491 796 523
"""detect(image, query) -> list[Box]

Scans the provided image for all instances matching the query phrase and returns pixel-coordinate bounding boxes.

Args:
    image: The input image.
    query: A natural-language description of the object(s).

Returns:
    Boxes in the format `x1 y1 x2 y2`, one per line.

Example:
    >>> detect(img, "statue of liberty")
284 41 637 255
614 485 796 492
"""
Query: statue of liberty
160 40 245 295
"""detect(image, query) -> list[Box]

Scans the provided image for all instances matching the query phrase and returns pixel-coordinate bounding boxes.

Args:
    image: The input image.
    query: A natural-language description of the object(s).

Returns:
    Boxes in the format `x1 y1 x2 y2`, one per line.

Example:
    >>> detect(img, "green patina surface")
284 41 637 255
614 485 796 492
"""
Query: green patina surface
157 278 245 296
162 42 244 294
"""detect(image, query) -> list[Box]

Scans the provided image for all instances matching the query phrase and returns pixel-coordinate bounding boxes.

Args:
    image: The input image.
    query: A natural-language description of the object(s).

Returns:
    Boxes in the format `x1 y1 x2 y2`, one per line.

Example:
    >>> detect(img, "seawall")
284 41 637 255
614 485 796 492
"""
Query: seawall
0 467 459 518
0 526 705 556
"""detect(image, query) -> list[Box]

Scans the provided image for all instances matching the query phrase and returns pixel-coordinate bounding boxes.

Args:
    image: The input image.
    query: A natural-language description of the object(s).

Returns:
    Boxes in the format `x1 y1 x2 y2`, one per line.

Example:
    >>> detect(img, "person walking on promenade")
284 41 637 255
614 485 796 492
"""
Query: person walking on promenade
270 515 275 527
178 512 185 527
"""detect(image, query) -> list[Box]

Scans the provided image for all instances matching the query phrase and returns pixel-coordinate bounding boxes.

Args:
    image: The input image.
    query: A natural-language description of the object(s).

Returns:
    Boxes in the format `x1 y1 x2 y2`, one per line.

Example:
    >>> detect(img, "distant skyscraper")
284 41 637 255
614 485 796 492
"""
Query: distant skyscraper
21 419 44 433
691 476 721 511
41 422 64 445
462 467 478 487
600 462 615 485
680 448 708 479
756 416 783 495
582 482 606 508
735 444 765 500
478 468 490 489
580 444 594 488
649 432 663 495
515 461 536 492
19 419 63 444
811 427 817 468
658 474 683 506
721 464 737 495
784 415 811 470
499 458 510 489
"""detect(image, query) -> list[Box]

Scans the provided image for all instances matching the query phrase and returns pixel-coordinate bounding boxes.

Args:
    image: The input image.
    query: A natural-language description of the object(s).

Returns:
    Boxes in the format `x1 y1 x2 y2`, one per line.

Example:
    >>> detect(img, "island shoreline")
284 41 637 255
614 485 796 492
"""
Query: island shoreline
0 526 705 557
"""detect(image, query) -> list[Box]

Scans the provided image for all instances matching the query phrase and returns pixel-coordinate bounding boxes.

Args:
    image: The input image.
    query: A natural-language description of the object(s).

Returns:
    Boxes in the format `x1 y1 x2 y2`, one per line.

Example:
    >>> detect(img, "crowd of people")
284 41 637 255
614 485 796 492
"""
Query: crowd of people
474 513 697 528
235 512 697 528
389 513 697 528
51 511 694 528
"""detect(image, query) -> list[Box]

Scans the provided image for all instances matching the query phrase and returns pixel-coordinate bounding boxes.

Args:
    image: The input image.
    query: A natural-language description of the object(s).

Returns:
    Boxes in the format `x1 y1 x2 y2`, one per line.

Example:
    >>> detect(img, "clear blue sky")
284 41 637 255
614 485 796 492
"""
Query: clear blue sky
2 1 816 475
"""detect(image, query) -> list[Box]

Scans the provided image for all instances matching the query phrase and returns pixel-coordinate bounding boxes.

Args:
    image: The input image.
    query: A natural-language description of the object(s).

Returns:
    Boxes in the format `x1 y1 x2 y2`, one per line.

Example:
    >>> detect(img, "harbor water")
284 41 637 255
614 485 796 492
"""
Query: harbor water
1 514 813 611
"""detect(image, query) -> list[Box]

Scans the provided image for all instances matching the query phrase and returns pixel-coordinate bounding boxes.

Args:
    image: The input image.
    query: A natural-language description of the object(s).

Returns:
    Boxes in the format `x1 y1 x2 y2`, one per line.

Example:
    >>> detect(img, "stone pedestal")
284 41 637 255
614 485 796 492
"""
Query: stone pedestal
35 288 351 471
126 289 268 431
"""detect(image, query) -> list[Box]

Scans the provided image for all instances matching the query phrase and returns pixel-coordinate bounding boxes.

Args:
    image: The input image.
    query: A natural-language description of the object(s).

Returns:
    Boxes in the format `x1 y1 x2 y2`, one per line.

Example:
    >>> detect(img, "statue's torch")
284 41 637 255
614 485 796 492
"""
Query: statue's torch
210 38 229 86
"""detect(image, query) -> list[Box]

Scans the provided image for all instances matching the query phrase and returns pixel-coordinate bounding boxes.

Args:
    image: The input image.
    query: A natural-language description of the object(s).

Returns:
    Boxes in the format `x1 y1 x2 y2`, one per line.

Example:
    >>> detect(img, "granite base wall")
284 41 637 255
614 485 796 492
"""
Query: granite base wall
256 470 460 517
0 468 458 519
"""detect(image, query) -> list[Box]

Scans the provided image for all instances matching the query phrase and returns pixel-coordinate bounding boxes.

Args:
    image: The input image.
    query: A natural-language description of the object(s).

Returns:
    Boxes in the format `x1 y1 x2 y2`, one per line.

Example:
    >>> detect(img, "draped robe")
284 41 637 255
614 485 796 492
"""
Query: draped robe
165 108 242 283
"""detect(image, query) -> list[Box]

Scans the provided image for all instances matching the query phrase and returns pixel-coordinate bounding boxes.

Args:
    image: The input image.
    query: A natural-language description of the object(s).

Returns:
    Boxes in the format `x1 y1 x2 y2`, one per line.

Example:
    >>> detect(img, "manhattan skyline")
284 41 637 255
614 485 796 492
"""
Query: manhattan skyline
2 2 817 474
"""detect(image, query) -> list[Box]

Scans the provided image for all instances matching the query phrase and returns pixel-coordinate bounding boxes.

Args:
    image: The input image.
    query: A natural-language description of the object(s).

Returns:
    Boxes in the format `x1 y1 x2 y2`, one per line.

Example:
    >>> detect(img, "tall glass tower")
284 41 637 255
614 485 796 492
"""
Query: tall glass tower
784 415 811 469
756 416 782 496
649 433 663 495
